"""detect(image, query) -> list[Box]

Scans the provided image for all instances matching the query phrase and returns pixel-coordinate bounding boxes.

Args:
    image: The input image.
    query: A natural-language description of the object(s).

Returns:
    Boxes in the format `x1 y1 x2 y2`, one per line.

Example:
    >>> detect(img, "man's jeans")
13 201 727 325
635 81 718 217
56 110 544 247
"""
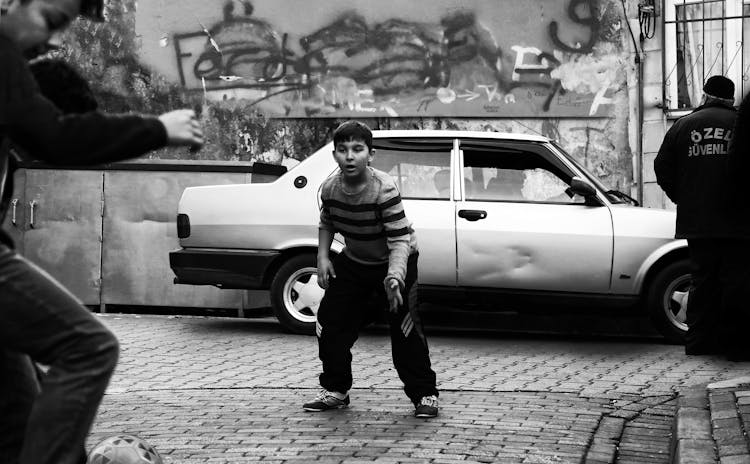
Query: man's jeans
0 245 119 464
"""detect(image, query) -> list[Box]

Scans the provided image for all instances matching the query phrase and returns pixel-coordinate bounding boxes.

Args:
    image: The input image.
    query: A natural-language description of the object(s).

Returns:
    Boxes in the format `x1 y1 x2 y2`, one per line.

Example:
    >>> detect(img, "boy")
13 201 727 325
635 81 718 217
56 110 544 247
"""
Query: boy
0 1 203 463
304 120 439 418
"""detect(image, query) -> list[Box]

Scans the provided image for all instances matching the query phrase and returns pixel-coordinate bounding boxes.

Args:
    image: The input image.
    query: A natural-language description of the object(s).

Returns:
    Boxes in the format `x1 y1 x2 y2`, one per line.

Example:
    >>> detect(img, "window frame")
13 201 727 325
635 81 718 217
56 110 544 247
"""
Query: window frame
662 0 750 115
369 138 454 201
457 139 588 205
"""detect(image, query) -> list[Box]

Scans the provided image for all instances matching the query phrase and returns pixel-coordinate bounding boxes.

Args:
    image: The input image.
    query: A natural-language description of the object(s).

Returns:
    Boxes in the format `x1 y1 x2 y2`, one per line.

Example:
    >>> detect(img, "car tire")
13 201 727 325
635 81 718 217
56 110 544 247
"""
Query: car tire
270 254 323 335
647 259 691 344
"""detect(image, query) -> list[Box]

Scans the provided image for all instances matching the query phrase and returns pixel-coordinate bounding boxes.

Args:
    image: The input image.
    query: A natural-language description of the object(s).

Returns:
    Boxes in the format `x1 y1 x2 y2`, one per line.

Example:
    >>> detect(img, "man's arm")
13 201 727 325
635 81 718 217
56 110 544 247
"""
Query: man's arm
729 94 750 195
8 99 166 165
0 38 200 165
654 124 680 203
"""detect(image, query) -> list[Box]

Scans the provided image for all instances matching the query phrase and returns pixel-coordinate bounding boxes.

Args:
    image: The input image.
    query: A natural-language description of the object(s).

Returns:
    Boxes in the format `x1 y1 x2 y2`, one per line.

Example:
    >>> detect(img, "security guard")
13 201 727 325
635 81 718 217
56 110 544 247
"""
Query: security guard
655 75 745 359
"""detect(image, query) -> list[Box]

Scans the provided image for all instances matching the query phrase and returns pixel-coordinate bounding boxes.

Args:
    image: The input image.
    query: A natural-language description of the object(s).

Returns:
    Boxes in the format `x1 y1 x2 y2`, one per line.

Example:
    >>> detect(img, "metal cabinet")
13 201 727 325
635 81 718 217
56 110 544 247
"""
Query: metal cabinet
2 167 27 254
101 170 250 308
3 169 104 305
3 167 270 311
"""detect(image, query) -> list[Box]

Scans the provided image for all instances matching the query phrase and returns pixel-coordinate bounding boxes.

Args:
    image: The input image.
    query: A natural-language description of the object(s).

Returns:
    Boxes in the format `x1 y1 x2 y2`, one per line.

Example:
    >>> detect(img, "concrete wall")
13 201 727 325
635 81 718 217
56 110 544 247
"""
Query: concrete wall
36 0 699 307
58 0 638 195
638 2 673 210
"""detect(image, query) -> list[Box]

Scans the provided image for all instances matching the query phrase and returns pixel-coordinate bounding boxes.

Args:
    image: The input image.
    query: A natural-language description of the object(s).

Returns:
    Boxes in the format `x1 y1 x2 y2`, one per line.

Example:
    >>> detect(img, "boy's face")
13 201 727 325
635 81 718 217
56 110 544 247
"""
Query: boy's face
333 138 373 182
0 0 81 58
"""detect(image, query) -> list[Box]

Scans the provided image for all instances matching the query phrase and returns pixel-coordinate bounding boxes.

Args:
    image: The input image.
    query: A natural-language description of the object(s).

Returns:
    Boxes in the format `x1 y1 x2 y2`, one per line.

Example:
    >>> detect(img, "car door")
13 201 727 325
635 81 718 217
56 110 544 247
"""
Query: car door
455 139 613 293
370 138 456 286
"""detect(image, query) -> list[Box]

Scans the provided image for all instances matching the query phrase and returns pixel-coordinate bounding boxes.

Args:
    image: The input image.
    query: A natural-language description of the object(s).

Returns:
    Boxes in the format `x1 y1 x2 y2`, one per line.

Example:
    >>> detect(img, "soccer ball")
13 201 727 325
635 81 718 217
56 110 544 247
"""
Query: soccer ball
87 435 164 464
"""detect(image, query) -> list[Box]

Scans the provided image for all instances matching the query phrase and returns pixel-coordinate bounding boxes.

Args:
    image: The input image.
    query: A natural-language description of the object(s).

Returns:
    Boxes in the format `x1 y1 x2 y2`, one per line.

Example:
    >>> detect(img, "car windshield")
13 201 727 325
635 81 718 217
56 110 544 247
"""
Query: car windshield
549 140 631 204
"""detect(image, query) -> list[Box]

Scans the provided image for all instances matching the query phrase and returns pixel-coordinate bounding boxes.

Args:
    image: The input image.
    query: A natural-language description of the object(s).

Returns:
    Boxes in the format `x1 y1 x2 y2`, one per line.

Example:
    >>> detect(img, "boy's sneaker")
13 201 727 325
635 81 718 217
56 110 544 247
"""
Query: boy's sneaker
414 395 439 418
303 390 350 411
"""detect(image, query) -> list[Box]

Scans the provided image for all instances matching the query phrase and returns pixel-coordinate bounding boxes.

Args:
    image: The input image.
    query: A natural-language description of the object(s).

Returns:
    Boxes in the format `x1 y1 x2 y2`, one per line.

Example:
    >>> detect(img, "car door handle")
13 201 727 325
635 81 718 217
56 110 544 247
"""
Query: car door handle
458 209 487 221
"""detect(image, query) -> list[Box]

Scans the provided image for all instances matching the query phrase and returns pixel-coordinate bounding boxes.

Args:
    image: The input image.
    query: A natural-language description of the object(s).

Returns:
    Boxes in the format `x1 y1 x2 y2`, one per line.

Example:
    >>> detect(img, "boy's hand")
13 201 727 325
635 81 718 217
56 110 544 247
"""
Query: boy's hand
385 278 403 313
158 109 204 148
317 257 336 289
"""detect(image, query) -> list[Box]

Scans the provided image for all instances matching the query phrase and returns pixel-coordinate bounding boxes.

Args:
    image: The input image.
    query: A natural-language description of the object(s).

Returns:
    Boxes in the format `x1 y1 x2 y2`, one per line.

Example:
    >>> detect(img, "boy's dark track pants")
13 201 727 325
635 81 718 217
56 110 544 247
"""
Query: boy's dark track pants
316 253 438 404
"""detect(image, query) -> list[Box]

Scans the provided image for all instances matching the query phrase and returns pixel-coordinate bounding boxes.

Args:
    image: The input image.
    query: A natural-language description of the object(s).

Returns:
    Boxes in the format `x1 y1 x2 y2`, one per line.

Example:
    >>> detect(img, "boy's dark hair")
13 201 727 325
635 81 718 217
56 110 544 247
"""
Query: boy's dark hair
29 59 98 113
333 120 373 151
19 0 105 21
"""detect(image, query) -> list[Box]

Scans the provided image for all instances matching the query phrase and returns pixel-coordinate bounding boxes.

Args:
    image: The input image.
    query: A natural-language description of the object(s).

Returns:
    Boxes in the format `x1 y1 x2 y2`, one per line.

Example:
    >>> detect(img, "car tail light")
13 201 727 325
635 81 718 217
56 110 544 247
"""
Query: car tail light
177 214 190 238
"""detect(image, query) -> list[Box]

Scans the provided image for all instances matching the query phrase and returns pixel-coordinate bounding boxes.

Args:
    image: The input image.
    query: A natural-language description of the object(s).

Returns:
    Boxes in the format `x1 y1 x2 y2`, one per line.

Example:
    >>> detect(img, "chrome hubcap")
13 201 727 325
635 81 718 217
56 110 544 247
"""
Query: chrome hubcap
282 266 324 323
664 274 690 332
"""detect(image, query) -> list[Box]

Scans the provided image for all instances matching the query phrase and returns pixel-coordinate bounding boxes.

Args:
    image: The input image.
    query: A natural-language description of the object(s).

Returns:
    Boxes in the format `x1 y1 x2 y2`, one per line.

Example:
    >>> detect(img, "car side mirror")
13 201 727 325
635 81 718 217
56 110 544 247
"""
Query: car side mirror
569 176 596 197
568 176 602 206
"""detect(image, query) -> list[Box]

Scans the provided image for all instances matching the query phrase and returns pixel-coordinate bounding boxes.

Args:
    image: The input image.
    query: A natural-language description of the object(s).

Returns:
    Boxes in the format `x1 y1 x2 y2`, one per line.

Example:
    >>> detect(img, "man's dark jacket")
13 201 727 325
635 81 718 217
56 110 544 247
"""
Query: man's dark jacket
654 100 740 238
728 91 750 215
0 33 168 248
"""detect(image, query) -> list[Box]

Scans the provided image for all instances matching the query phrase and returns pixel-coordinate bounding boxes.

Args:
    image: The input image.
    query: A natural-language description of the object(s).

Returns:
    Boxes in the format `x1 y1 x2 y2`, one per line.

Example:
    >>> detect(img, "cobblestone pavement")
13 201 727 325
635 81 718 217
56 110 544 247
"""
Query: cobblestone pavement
88 314 750 463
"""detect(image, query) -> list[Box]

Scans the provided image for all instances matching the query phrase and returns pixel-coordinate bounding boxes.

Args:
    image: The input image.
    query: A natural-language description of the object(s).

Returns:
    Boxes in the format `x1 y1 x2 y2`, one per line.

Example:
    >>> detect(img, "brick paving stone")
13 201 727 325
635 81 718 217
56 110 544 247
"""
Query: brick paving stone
720 456 750 464
86 315 750 462
718 444 750 457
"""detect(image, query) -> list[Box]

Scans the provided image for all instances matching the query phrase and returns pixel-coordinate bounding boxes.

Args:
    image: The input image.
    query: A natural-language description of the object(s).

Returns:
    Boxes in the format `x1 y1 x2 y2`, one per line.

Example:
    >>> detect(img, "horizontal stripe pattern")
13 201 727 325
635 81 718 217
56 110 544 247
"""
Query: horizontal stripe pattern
319 168 417 285
382 211 405 223
385 227 410 237
322 198 379 212
339 229 385 241
328 213 381 227
378 195 402 210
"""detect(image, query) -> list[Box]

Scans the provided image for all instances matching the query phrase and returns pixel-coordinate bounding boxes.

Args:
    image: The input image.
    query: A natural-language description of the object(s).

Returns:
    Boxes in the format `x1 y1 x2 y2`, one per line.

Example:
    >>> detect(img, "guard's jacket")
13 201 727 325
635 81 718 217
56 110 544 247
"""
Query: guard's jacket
654 101 738 238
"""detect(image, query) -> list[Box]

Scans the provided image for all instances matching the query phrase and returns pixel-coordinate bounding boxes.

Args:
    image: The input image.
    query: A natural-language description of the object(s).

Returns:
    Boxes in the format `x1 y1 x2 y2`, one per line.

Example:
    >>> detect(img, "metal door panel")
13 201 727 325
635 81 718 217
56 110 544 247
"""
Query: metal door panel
1 168 26 253
23 170 104 304
404 199 456 286
369 137 457 287
456 200 613 292
101 170 249 308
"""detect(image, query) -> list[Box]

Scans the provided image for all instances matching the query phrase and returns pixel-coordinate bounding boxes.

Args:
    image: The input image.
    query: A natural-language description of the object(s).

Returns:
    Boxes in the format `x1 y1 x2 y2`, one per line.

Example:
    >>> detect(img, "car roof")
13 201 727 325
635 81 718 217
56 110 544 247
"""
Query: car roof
371 130 549 143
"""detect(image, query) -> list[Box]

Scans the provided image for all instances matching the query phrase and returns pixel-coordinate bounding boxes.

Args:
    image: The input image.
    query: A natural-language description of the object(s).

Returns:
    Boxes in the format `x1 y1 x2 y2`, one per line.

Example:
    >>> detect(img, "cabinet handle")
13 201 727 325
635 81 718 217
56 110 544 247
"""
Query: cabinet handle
10 198 17 226
29 200 37 229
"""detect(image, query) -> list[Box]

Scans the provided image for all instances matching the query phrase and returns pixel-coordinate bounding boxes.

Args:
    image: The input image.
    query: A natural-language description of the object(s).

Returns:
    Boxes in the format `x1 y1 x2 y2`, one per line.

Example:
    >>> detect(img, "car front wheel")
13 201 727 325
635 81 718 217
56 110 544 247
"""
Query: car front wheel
646 259 691 344
270 254 322 335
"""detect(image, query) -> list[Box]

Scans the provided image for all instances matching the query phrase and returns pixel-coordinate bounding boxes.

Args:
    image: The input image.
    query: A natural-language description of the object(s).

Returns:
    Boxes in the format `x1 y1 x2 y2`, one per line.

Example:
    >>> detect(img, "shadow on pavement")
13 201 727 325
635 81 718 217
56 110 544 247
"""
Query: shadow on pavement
99 301 674 345
179 311 673 348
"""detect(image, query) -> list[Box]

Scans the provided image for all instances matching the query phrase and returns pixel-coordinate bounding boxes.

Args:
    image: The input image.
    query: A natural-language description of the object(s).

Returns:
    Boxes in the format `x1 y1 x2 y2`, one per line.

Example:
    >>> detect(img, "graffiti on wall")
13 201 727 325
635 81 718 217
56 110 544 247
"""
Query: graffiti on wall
166 0 624 118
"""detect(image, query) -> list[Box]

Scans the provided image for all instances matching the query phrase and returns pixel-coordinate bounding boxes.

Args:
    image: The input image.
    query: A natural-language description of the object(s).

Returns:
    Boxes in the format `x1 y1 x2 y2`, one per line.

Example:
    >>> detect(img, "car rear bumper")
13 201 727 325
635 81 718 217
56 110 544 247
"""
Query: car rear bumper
169 248 280 289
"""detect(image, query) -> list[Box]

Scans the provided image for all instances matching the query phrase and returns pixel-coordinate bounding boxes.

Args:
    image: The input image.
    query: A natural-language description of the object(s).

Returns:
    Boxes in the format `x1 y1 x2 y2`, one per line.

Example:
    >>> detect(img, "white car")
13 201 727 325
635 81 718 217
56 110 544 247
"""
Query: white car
170 130 689 341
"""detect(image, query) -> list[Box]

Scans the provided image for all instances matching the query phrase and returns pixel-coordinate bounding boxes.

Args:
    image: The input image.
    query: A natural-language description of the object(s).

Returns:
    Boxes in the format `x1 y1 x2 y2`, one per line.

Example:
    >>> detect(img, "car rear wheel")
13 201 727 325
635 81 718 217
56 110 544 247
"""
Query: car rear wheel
270 254 322 335
647 259 691 344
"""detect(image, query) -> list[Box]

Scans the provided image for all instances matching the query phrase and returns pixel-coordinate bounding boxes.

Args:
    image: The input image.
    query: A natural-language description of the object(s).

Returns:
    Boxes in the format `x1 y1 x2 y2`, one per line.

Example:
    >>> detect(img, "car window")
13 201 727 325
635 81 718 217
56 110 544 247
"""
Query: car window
370 139 453 200
461 141 586 204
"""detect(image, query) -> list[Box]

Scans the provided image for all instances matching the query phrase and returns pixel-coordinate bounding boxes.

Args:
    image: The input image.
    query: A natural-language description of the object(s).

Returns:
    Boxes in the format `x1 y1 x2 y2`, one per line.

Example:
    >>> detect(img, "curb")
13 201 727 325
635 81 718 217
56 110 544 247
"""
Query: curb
670 377 750 464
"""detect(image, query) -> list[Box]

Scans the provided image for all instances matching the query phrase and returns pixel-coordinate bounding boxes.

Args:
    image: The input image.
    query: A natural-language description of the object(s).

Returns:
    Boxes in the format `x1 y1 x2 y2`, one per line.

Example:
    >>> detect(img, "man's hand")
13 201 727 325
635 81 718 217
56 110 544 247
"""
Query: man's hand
317 257 336 289
158 109 204 148
385 278 403 313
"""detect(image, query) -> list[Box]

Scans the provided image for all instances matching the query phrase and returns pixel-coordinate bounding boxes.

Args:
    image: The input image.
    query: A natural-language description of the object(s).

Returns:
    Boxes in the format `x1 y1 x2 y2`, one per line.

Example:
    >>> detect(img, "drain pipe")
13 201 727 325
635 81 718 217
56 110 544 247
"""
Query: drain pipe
622 0 645 205
636 41 644 206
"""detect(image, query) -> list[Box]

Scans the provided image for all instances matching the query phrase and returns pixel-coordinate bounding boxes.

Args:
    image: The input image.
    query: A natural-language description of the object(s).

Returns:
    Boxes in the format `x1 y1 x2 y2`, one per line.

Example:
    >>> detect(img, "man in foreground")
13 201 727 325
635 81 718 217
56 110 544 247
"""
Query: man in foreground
0 1 204 462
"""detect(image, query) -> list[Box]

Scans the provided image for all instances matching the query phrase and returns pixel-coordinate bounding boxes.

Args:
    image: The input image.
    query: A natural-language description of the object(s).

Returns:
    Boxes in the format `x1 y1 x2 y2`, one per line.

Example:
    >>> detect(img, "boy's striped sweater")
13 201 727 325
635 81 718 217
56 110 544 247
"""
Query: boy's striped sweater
319 168 418 288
